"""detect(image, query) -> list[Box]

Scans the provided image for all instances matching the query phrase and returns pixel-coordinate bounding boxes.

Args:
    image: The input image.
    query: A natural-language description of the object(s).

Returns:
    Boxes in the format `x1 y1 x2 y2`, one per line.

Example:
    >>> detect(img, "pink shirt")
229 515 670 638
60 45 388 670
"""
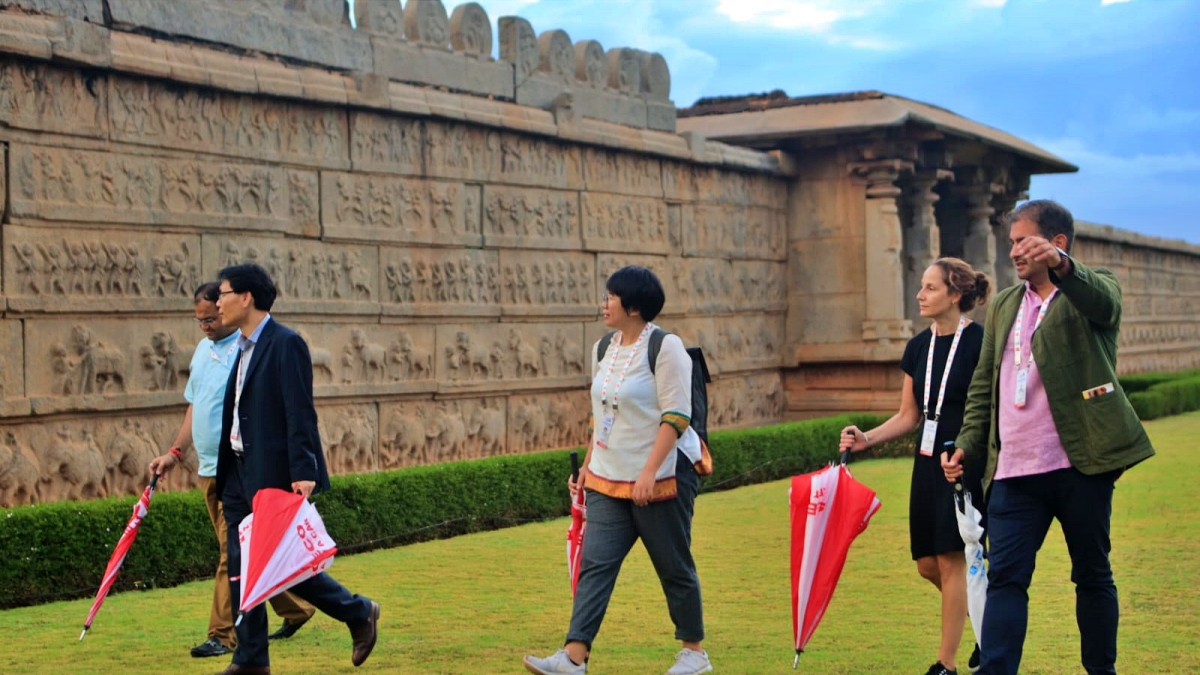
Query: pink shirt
994 285 1073 480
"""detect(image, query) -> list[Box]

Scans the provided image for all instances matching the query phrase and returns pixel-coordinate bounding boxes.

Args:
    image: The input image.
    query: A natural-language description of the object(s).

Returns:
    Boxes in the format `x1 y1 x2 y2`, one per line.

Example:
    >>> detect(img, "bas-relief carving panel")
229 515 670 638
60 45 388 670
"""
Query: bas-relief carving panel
507 389 590 455
684 204 787 261
482 185 580 250
9 144 299 234
321 171 482 247
291 323 436 397
0 411 194 508
594 253 678 314
379 397 509 468
109 76 349 168
381 247 499 318
317 402 379 475
692 166 789 209
0 60 107 139
201 234 378 315
668 258 787 316
657 314 784 375
497 250 596 318
3 225 200 312
583 147 663 198
0 321 28 417
582 193 669 255
425 122 583 190
349 111 423 176
435 322 587 394
23 317 197 414
708 371 785 430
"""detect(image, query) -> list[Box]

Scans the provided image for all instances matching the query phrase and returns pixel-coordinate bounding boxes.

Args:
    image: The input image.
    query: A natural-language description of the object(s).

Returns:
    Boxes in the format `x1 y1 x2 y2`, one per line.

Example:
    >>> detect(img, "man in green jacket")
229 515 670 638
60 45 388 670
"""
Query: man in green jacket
942 200 1153 675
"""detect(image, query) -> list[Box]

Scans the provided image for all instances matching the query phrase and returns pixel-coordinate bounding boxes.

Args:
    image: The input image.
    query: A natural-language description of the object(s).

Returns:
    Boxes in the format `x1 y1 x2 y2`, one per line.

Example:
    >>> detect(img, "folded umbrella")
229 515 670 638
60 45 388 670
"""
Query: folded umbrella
954 476 987 650
80 474 159 641
567 451 586 596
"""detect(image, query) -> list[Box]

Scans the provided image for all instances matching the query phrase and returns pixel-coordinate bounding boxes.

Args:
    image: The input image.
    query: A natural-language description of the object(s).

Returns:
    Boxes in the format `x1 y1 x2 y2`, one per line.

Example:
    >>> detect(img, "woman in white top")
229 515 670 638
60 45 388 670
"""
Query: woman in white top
524 266 712 675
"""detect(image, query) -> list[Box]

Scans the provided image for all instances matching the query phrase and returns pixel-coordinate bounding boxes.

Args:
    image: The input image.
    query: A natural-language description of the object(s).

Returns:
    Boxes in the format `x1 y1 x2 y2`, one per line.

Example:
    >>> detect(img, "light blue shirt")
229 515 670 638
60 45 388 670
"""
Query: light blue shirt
185 330 241 477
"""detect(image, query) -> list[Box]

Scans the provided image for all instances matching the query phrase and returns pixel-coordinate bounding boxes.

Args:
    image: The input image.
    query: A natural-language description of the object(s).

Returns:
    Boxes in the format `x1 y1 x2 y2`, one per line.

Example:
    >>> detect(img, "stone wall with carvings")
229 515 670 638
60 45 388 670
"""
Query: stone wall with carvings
0 3 791 506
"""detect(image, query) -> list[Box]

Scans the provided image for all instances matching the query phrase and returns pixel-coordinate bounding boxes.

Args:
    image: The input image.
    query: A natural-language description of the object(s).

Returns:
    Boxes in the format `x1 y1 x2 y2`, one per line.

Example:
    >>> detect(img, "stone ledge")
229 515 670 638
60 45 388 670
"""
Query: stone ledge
1077 221 1200 257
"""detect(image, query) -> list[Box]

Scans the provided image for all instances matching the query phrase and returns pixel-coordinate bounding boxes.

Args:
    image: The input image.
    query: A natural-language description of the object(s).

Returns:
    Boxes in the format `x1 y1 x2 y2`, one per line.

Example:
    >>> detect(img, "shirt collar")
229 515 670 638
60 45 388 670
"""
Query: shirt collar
238 314 271 351
212 330 240 348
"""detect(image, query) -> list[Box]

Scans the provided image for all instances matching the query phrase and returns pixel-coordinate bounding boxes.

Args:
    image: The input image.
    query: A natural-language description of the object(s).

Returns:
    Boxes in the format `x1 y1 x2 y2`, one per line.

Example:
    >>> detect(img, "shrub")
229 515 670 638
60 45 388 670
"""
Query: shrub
1119 368 1200 395
0 413 899 609
1130 375 1200 420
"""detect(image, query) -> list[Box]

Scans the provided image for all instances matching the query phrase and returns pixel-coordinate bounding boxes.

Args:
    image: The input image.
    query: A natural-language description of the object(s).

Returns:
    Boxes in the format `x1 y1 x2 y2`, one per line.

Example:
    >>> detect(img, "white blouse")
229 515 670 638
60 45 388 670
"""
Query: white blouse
585 328 693 501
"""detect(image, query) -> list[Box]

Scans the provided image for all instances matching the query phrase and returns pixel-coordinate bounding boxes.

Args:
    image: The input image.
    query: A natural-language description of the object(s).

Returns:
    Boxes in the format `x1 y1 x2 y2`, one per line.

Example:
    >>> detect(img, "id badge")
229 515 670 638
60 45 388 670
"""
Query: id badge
1014 369 1028 408
596 412 615 449
919 420 939 457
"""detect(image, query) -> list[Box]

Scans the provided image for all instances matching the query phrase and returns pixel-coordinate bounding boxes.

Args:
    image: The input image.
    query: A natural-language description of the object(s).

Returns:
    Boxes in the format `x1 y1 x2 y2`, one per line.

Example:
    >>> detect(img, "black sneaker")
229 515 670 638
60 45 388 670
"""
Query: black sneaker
925 662 958 675
968 644 981 672
268 617 309 640
189 637 232 658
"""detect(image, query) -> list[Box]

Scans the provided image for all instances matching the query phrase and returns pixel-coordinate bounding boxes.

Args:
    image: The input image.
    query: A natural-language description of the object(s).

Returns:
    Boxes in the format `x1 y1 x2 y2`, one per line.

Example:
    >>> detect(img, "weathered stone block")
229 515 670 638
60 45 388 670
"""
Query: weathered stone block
321 172 482 248
708 370 785 430
499 15 537 81
646 100 675 132
594 253 678 314
435 322 587 394
481 185 581 250
3 225 200 313
0 0 103 22
0 320 29 417
355 0 404 38
0 60 107 138
498 250 597 318
349 111 423 176
582 193 669 255
685 203 787 261
573 87 648 129
658 314 784 375
380 246 499 318
380 396 509 468
425 121 583 189
316 402 379 476
293 322 436 398
508 390 589 454
574 39 606 89
583 147 663 197
372 36 513 100
109 76 350 169
9 144 298 234
201 234 380 317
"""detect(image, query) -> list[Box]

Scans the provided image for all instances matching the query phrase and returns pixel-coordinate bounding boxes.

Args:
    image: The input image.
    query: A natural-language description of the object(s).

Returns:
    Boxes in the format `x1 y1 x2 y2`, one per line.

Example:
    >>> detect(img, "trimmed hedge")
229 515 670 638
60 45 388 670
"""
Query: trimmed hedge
1119 368 1200 395
0 412 899 609
1129 375 1200 420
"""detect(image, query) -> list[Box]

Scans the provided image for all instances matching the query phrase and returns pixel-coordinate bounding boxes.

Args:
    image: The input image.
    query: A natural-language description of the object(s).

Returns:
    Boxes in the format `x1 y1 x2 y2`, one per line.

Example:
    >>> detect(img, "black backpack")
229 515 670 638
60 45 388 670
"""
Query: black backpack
596 328 712 447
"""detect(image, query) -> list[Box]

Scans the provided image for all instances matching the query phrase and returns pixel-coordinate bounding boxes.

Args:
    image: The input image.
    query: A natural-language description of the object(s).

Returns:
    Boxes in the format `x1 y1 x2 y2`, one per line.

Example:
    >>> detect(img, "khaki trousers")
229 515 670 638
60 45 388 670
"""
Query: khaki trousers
201 476 315 648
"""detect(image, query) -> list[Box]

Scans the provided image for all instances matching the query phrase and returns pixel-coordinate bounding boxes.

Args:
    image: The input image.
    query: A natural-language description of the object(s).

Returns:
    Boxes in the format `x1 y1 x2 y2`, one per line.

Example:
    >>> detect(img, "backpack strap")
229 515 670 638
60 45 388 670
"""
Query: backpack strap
596 331 617 364
647 327 667 374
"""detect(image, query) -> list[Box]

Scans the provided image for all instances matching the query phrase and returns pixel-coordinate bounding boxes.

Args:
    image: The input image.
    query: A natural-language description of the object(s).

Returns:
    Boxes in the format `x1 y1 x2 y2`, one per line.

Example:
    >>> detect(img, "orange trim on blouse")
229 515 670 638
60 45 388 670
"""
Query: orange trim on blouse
585 468 678 502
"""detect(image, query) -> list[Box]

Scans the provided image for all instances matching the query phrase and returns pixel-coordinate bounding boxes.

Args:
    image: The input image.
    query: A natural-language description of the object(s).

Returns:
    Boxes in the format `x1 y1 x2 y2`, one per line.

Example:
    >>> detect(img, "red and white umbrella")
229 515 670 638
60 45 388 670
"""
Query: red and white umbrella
236 488 337 622
567 451 586 596
789 453 882 667
80 474 159 641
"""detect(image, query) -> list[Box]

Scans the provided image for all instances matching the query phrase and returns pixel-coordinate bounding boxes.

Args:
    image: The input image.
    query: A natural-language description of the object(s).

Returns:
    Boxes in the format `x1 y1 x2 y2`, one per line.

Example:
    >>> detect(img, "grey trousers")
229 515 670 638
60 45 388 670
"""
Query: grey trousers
566 453 705 648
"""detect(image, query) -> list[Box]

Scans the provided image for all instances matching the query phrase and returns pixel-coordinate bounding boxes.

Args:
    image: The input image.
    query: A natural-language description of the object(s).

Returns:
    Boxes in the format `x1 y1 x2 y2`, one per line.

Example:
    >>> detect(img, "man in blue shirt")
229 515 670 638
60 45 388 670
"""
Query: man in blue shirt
149 282 314 659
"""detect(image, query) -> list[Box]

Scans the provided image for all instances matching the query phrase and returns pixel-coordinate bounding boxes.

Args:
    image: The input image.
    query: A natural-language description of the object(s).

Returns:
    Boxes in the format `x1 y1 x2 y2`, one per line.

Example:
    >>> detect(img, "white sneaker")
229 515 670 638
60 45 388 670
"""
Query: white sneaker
524 649 587 674
666 648 713 675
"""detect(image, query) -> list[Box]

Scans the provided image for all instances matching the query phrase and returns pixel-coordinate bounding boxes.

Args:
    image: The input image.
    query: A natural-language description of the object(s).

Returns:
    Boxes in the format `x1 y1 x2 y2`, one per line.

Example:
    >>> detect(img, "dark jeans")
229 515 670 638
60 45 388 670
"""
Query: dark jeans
978 468 1119 675
222 458 374 668
566 453 704 648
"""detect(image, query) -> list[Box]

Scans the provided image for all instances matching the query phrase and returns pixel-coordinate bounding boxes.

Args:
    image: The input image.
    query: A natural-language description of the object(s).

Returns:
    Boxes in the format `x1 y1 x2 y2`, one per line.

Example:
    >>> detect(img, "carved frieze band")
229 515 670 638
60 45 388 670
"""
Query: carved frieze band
0 59 107 138
435 322 587 394
708 371 785 430
424 122 583 190
296 323 437 398
320 172 482 247
582 193 669 255
684 204 788 261
658 315 785 375
381 247 499 318
482 185 580 250
497 250 596 318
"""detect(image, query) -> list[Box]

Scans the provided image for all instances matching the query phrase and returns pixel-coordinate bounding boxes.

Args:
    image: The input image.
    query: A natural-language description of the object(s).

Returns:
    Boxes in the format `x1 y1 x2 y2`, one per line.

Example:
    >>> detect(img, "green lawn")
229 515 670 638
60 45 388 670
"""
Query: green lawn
2 411 1198 674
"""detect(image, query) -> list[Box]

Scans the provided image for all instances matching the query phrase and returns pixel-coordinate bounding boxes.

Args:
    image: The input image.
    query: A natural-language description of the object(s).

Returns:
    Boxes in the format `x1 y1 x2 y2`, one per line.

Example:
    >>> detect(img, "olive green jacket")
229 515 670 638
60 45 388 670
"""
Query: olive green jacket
955 258 1154 491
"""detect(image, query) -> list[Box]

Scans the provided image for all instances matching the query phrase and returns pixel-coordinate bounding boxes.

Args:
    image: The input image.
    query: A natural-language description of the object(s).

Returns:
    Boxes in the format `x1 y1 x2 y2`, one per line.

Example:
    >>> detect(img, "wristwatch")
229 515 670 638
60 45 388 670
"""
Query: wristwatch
1053 247 1071 273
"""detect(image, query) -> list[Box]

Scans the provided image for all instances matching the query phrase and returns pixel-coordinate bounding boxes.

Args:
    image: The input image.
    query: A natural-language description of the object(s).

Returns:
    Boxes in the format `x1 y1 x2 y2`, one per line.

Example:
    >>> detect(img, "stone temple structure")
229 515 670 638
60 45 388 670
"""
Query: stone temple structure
0 0 1195 507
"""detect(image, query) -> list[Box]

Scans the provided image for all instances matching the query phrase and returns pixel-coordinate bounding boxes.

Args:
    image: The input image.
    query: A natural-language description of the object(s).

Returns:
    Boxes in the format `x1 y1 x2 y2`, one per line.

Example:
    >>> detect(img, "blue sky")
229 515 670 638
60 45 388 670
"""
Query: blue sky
453 0 1198 244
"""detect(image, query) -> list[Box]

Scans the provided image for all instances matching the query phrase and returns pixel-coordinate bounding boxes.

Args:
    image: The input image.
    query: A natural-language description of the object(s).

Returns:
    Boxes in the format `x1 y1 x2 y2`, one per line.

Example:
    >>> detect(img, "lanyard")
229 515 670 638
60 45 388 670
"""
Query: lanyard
1013 289 1056 370
923 316 967 421
234 344 253 411
599 323 654 412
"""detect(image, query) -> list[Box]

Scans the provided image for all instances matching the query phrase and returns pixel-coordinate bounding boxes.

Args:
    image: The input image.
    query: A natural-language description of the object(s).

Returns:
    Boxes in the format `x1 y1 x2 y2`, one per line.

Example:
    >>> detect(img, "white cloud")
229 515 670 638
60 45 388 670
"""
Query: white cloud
1036 137 1200 178
976 0 1008 6
714 0 858 31
1100 0 1134 5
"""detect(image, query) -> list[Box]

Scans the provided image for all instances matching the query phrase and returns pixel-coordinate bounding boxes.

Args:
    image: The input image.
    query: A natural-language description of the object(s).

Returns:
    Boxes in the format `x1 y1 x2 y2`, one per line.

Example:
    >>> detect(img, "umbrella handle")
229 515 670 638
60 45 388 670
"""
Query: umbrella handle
838 449 851 466
148 473 160 491
569 450 579 483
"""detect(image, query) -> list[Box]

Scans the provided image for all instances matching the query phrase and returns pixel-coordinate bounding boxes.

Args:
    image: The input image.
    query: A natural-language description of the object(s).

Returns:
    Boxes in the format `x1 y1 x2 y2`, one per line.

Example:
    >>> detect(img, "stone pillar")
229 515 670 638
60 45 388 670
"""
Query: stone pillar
957 174 999 284
990 173 1030 289
904 170 949 327
852 160 913 353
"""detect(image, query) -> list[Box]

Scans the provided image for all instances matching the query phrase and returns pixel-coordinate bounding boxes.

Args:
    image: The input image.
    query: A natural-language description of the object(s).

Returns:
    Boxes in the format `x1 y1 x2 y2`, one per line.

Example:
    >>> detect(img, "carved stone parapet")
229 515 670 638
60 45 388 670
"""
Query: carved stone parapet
110 75 349 169
0 59 107 138
606 48 641 94
538 30 575 86
435 322 587 394
640 51 670 102
507 390 589 454
380 396 511 468
583 192 670 255
22 317 197 414
481 185 580 250
321 172 482 248
499 15 538 81
201 235 379 316
449 3 493 56
402 0 449 48
380 247 499 318
293 323 436 397
353 0 403 38
3 225 199 313
0 0 104 22
498 250 597 318
574 40 606 89
8 144 300 235
370 30 513 100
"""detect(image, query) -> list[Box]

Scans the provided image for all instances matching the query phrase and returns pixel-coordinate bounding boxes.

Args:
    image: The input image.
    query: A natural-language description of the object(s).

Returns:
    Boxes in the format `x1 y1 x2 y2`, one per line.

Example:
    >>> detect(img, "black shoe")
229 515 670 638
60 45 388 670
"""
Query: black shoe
190 637 232 658
925 662 958 675
968 644 981 672
267 617 309 640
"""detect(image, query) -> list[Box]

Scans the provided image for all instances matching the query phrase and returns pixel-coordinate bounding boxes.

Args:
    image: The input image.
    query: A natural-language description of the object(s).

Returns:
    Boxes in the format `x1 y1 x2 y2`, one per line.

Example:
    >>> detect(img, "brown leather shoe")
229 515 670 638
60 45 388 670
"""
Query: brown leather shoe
212 664 270 675
349 601 380 667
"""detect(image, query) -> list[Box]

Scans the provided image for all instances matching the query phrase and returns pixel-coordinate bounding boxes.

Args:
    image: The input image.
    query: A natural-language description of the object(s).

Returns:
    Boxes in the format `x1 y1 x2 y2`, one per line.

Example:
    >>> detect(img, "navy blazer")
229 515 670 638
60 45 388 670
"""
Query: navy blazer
215 318 331 501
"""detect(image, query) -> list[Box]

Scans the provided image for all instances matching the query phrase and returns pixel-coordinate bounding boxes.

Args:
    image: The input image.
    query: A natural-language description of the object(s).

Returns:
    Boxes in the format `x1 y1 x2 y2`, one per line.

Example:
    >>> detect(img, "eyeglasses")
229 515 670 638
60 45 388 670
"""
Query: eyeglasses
217 289 240 297
194 317 218 326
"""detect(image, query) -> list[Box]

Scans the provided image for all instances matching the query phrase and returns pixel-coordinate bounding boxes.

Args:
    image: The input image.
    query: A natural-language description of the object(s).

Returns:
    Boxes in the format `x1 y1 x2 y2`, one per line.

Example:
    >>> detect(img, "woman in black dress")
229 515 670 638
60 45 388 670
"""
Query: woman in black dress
839 257 991 675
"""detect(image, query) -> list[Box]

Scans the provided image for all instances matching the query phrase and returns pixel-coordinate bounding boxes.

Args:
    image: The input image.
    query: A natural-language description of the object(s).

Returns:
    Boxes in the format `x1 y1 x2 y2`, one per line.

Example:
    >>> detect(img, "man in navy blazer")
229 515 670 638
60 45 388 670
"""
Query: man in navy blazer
213 263 379 675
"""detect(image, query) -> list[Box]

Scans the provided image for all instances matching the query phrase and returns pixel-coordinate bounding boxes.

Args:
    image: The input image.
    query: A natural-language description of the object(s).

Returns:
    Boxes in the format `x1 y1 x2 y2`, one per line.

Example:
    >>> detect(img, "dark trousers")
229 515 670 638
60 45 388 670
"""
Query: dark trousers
222 458 373 668
566 453 704 648
978 468 1119 675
